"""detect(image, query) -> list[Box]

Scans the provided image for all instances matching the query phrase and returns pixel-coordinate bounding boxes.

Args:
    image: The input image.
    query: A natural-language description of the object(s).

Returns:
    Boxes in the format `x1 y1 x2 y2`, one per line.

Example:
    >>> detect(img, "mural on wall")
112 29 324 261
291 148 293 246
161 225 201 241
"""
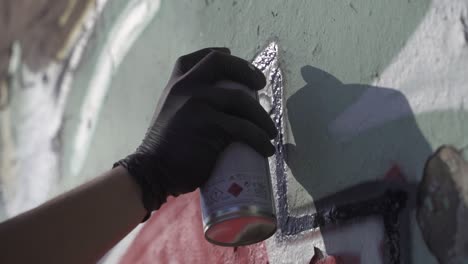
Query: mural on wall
0 0 107 218
2 0 468 263
254 42 421 264
248 1 468 263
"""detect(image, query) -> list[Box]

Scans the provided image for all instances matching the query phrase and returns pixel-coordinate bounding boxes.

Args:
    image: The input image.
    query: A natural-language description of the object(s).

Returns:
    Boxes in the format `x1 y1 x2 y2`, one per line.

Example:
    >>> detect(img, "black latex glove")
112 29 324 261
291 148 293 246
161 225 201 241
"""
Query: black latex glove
115 48 277 221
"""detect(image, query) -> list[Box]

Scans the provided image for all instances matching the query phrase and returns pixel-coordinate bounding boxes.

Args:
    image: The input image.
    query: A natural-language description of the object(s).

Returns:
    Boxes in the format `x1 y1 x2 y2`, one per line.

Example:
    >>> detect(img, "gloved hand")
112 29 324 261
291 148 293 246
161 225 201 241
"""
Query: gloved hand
115 48 277 221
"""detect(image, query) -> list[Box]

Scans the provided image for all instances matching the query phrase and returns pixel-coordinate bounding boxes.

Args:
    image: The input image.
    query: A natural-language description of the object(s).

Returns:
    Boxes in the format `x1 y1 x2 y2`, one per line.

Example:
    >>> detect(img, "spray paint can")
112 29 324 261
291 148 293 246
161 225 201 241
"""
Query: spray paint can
200 80 277 247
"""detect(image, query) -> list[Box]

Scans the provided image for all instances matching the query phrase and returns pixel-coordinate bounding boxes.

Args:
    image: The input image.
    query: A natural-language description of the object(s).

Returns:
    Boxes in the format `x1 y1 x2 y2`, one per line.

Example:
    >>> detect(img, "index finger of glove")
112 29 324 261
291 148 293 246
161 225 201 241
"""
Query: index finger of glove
213 112 276 157
175 48 231 75
184 51 266 91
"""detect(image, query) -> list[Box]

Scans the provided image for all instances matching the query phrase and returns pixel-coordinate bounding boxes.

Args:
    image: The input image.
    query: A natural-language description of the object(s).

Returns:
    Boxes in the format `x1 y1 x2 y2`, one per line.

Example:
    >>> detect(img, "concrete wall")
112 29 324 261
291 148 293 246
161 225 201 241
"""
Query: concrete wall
6 0 466 263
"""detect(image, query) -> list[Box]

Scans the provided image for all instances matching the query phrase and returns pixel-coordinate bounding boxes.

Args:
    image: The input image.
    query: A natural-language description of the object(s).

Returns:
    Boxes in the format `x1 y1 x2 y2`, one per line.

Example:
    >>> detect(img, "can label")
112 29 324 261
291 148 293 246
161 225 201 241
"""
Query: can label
200 142 274 221
201 172 273 219
200 81 277 246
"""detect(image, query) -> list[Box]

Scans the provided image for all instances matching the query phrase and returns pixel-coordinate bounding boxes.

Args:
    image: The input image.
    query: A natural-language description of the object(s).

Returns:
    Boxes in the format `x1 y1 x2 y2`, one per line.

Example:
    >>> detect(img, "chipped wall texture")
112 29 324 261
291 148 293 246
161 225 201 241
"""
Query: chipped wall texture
2 0 468 263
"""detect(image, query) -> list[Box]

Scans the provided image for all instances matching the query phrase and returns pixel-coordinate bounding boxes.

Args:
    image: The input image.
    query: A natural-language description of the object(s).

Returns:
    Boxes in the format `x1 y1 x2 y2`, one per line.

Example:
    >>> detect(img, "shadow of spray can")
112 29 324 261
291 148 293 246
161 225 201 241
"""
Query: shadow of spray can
200 80 277 247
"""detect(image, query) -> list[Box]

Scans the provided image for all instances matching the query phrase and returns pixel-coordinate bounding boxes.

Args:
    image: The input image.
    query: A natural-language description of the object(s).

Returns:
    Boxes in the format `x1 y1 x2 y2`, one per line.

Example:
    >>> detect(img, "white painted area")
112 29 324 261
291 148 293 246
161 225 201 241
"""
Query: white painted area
70 0 162 177
4 64 61 215
330 0 468 142
0 0 108 217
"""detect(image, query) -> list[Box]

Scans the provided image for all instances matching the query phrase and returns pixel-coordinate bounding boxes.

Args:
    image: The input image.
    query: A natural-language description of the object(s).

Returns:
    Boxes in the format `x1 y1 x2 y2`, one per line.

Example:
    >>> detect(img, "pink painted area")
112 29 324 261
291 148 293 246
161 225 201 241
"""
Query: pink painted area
119 191 269 264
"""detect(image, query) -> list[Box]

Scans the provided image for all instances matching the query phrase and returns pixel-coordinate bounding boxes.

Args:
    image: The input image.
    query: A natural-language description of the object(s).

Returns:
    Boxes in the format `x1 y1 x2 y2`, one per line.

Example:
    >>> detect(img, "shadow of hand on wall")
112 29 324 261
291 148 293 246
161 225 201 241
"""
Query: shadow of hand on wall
285 65 432 201
284 65 433 263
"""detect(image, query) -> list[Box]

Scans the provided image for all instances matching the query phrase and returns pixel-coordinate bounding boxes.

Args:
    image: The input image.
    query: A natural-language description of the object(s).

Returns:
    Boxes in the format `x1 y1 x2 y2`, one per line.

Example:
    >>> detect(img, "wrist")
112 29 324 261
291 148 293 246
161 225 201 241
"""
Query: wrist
114 154 167 222
112 166 148 221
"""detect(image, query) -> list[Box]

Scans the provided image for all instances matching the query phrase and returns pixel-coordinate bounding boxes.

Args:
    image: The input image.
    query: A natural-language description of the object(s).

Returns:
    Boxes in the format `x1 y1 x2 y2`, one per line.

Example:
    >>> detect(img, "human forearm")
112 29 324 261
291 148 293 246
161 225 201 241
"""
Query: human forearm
0 166 146 264
0 48 277 263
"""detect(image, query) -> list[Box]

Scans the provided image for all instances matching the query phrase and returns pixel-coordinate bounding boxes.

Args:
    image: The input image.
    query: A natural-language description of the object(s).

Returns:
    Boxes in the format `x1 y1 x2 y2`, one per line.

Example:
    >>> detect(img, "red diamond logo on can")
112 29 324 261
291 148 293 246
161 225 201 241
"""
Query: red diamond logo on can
228 183 243 197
